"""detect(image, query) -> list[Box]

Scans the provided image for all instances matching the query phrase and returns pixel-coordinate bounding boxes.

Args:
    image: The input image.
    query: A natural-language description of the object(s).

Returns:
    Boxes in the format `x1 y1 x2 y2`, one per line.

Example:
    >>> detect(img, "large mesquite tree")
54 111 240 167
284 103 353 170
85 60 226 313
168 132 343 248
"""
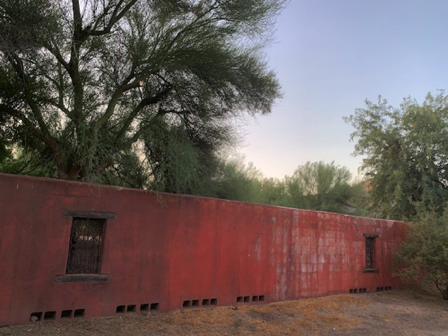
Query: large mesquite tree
0 0 284 189
345 92 448 220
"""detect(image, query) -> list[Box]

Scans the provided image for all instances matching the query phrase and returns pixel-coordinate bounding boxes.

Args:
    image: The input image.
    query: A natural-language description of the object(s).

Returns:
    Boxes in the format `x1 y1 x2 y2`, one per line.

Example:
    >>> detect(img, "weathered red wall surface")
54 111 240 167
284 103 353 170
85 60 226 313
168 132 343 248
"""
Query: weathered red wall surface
0 174 406 326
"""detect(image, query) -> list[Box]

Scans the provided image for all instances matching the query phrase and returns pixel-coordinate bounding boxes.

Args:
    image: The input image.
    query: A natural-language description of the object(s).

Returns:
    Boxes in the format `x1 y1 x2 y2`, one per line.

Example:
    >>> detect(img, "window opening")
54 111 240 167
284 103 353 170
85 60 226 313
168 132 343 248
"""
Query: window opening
365 237 375 269
66 218 106 274
363 234 379 272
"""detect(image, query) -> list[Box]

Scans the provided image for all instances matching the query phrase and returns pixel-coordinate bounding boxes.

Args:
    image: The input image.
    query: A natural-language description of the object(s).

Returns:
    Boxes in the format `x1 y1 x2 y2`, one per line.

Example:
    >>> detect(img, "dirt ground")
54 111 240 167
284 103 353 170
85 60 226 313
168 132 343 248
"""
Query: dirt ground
2 288 448 336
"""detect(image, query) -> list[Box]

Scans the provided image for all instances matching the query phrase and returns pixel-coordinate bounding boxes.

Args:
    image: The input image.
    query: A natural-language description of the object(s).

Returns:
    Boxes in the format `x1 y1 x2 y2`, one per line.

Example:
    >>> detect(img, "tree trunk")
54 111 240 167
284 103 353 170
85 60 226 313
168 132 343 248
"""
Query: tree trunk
442 286 448 300
435 280 448 300
58 164 82 181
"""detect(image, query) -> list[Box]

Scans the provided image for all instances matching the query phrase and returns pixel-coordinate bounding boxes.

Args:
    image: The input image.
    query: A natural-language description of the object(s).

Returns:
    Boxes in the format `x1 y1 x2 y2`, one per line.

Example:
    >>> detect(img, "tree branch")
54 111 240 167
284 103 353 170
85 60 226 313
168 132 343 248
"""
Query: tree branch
114 84 173 146
95 79 145 128
89 0 138 36
45 46 71 76
94 4 216 129
72 0 83 39
6 53 52 140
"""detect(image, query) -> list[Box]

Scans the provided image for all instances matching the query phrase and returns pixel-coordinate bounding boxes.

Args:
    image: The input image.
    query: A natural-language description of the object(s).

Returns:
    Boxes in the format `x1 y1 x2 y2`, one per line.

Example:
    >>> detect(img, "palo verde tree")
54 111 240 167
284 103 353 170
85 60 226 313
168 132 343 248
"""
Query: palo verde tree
345 92 448 220
213 156 263 202
0 0 284 189
285 161 354 213
203 157 364 213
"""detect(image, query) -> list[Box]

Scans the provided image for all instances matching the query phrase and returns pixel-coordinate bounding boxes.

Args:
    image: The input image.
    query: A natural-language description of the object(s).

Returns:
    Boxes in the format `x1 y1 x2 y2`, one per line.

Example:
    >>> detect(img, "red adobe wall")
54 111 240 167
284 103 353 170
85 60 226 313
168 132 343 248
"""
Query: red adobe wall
0 174 406 327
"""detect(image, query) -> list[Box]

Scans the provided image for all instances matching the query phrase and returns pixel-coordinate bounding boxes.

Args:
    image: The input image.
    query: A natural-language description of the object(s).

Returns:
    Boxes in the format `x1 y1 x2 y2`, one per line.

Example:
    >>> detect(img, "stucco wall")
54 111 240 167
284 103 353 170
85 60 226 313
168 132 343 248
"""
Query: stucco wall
0 174 405 326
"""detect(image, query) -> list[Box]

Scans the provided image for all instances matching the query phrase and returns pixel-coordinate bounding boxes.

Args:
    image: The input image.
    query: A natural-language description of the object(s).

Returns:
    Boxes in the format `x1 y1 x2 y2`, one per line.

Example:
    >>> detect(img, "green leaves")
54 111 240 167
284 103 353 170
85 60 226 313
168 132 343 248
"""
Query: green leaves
345 92 448 220
0 0 284 184
141 116 201 194
0 0 60 52
285 161 356 214
394 209 448 299
209 159 364 215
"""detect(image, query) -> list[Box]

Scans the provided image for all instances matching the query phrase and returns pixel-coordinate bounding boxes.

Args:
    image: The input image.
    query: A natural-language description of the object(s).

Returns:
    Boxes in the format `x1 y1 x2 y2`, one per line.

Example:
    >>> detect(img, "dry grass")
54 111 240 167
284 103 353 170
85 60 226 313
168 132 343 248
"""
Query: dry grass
162 294 371 335
239 294 370 334
167 307 235 326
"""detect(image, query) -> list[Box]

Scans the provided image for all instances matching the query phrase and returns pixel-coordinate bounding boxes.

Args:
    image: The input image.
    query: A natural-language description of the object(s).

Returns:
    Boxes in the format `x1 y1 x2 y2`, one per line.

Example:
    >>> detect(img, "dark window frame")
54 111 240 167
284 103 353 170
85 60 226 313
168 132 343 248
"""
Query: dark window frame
363 233 379 273
55 211 114 283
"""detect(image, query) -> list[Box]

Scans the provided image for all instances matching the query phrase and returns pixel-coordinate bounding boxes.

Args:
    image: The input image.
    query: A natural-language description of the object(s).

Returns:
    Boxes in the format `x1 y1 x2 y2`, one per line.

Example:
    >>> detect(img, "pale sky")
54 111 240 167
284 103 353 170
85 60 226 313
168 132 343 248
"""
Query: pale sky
238 0 448 180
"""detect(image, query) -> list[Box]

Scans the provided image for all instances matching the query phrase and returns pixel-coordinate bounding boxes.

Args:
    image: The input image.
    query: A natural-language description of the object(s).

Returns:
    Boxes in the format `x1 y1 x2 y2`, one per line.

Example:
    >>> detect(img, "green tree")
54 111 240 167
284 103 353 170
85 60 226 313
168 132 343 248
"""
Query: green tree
256 177 289 206
205 158 364 213
213 157 263 202
285 161 354 213
211 158 289 205
0 0 284 190
394 208 448 300
345 92 448 220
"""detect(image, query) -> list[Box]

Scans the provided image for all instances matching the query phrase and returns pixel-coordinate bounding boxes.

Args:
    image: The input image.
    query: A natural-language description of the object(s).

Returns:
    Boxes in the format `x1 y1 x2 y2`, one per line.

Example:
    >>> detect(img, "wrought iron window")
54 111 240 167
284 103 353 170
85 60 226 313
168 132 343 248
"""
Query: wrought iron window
66 218 106 274
363 233 379 273
365 237 375 269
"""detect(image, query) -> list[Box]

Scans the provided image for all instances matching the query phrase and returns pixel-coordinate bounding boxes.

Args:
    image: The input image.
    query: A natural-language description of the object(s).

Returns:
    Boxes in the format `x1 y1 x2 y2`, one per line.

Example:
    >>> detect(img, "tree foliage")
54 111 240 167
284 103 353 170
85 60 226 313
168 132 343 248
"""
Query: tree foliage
394 208 448 300
256 177 289 206
213 157 263 202
286 161 356 213
212 159 364 215
0 0 284 190
345 92 448 220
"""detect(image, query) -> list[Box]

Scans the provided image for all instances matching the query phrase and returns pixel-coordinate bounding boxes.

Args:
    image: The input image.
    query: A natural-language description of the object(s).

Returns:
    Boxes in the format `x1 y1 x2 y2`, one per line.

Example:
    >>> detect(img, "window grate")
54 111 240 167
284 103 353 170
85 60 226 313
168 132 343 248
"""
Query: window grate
365 237 375 269
66 218 105 274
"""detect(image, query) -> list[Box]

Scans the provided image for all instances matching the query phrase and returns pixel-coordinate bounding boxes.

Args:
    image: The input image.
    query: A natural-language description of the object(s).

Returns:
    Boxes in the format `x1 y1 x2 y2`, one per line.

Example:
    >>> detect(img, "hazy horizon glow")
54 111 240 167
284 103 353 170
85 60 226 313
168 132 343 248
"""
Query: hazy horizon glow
237 0 448 180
